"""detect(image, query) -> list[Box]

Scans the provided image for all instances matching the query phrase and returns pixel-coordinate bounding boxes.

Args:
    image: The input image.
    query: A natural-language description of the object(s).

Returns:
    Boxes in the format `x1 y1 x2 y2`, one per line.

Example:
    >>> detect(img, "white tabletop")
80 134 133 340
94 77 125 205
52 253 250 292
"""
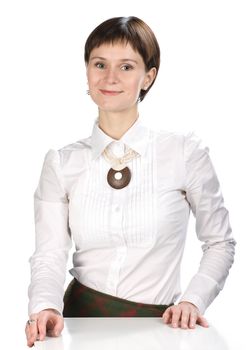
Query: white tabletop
34 318 231 350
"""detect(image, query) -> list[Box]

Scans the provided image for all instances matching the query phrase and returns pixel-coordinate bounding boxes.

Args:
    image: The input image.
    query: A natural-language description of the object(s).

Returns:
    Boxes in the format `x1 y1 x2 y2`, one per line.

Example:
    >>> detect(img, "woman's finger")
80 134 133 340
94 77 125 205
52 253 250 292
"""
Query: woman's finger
188 310 198 329
162 307 172 324
196 315 209 327
171 307 182 328
25 324 32 347
180 308 190 329
26 319 39 347
37 313 51 341
52 316 64 336
46 315 64 337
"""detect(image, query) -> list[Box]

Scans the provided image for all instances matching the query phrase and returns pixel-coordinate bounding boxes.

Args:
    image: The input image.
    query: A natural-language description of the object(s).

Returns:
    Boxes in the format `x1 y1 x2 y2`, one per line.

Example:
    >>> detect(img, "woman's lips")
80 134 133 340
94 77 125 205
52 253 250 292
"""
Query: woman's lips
99 89 123 96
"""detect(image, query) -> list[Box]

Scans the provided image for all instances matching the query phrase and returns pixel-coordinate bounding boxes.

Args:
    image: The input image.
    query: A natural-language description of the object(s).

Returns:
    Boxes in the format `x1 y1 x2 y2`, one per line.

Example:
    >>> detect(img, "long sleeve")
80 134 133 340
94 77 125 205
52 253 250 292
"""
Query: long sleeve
178 132 236 314
28 149 72 316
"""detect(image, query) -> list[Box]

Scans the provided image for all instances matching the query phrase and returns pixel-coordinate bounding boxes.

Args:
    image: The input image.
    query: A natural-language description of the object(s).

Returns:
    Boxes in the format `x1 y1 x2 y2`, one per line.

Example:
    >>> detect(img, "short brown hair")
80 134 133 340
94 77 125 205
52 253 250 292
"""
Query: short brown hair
84 16 160 102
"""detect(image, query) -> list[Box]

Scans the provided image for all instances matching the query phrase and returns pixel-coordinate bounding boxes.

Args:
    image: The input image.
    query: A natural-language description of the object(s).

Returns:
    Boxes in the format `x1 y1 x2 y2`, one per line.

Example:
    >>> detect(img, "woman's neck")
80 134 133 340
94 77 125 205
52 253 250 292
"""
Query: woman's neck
98 107 139 140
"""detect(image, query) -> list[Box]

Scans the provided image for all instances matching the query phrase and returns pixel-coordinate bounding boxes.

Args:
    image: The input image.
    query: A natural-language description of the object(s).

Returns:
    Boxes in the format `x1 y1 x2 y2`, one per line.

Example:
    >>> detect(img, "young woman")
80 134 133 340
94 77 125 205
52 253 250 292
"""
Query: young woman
25 16 236 347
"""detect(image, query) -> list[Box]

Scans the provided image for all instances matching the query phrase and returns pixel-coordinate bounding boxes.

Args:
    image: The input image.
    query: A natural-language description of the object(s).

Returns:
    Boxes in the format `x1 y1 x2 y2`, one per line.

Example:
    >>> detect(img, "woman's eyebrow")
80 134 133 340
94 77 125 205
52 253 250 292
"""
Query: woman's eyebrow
90 56 106 61
119 59 138 64
90 56 138 64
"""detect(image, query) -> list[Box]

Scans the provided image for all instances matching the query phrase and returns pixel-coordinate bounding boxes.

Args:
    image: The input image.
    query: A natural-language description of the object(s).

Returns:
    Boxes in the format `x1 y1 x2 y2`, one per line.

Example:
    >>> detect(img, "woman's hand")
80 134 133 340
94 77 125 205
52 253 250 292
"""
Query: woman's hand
162 301 209 329
25 308 64 347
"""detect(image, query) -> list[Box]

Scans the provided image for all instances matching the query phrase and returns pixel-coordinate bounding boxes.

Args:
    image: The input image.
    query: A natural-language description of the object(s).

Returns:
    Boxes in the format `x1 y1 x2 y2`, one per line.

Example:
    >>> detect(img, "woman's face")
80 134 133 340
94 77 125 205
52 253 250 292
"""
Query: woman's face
86 42 156 113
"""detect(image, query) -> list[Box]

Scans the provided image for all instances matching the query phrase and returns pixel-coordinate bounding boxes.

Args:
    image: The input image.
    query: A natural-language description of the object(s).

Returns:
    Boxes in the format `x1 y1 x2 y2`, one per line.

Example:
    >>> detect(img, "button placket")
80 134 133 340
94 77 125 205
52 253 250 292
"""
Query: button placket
105 246 127 295
106 189 127 294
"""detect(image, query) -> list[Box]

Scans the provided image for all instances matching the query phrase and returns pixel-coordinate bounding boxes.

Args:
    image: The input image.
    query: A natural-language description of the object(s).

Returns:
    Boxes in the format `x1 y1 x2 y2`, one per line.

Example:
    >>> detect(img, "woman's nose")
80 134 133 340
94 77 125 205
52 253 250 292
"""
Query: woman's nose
104 67 119 84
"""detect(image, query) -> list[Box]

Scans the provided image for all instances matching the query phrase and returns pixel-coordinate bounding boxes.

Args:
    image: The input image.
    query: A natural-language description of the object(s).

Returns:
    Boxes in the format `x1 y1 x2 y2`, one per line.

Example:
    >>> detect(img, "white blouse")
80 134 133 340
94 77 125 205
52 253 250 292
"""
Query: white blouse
28 116 236 316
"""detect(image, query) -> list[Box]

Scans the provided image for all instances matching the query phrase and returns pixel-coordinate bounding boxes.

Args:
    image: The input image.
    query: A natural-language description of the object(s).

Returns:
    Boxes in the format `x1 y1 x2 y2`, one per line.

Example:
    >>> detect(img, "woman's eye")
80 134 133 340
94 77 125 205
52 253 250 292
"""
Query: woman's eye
121 64 133 71
95 62 105 69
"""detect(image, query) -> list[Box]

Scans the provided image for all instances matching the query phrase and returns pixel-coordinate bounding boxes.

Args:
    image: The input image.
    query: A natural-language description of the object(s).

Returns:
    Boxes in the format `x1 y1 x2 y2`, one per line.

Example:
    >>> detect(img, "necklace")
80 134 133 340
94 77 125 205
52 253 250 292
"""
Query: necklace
102 145 140 189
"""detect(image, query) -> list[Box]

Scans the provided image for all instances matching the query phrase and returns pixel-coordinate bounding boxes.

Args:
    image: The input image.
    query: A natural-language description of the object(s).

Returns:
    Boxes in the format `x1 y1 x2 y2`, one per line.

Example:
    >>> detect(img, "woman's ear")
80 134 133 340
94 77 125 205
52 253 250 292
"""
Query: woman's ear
85 62 88 78
143 67 157 90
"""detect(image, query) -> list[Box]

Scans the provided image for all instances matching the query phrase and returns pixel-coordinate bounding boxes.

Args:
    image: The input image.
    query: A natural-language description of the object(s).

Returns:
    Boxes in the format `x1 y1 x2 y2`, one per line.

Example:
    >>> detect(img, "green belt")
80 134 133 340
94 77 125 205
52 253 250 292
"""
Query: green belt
63 278 173 317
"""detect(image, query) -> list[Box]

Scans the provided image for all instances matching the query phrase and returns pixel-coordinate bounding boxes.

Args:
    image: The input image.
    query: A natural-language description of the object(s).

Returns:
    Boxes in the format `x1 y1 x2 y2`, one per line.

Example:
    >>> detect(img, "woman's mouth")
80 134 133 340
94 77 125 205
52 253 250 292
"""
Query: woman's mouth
99 89 123 96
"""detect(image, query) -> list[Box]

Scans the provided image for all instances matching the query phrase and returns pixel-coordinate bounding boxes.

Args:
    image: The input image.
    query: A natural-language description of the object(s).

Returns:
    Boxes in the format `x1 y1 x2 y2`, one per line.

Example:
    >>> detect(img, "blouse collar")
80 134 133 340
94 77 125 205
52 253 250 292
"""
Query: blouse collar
90 116 150 161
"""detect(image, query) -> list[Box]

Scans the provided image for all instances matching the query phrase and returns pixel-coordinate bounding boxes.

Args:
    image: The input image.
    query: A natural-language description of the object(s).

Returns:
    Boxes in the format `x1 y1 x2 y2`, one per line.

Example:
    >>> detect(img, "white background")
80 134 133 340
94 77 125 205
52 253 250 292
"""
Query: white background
0 1 251 349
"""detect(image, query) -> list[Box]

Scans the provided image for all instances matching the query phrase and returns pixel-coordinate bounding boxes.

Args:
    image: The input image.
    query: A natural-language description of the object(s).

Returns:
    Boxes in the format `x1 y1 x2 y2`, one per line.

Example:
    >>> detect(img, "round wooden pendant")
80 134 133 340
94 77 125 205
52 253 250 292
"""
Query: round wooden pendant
107 166 131 189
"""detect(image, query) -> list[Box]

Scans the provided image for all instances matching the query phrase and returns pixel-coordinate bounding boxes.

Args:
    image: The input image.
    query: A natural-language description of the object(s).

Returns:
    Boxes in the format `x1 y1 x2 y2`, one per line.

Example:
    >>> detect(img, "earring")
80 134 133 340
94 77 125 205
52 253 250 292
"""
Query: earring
86 90 90 95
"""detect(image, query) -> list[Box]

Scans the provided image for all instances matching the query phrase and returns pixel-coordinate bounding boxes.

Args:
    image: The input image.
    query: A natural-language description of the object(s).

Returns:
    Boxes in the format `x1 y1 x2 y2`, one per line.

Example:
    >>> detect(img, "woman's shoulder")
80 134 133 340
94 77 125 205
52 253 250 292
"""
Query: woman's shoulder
58 135 92 153
153 126 209 159
154 126 202 146
40 136 92 172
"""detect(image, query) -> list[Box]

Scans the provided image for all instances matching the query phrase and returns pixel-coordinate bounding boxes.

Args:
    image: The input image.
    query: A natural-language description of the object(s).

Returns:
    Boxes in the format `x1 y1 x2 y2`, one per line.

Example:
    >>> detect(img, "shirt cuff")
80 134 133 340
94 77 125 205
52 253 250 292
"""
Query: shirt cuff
178 294 206 315
28 302 62 317
178 273 221 315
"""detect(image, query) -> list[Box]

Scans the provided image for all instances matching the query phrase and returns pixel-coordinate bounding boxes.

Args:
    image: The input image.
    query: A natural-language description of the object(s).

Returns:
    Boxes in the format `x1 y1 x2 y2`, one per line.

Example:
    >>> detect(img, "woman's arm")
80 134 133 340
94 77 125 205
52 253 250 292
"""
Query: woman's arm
26 149 72 344
179 132 236 314
162 133 236 329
